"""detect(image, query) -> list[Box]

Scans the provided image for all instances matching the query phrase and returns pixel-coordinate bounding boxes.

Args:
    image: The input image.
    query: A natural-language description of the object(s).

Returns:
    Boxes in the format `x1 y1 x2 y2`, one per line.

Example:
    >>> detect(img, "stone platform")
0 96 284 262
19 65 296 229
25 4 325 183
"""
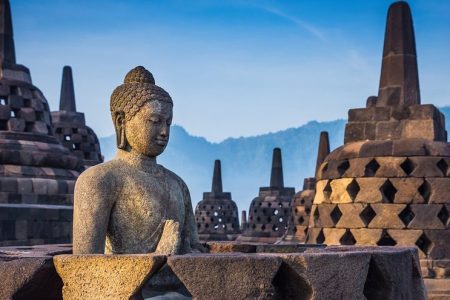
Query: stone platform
0 243 430 300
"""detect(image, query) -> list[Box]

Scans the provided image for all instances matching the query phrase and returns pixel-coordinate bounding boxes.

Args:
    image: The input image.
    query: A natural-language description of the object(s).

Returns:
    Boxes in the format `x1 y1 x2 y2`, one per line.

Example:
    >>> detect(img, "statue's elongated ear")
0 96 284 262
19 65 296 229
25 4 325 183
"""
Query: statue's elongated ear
114 111 127 149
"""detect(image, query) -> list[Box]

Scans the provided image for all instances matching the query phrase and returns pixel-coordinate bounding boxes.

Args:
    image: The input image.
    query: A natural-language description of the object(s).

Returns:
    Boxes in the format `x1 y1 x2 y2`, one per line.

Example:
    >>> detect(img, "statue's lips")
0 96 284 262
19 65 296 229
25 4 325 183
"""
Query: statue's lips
154 139 168 146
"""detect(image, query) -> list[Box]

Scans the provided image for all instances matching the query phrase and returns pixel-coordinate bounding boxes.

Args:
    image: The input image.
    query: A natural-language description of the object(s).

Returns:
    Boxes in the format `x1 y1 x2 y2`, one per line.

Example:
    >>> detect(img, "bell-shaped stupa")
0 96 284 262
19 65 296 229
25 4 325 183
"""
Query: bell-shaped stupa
51 66 103 168
281 131 330 243
0 0 82 246
238 148 295 243
195 160 240 241
307 2 450 286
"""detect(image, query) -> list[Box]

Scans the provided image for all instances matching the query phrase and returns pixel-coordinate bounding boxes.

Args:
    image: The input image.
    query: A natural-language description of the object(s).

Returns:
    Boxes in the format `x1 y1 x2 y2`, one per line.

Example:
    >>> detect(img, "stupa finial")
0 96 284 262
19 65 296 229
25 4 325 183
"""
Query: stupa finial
377 1 420 106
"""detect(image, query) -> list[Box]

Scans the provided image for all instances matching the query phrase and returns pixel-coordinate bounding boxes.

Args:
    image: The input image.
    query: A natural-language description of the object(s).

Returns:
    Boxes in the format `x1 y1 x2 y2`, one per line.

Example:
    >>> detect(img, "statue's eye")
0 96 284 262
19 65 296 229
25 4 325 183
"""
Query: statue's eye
150 117 161 123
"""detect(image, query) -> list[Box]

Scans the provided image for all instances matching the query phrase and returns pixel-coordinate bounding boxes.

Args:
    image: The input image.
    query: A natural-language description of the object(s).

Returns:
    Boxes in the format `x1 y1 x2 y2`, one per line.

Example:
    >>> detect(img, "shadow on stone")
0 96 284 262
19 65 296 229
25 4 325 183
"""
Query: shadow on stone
143 264 192 299
0 258 62 300
363 258 391 300
272 261 312 300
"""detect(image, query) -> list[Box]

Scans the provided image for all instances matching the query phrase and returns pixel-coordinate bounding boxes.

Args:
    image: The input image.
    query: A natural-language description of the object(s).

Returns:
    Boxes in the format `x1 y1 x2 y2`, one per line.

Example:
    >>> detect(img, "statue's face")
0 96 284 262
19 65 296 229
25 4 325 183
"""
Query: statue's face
124 100 173 157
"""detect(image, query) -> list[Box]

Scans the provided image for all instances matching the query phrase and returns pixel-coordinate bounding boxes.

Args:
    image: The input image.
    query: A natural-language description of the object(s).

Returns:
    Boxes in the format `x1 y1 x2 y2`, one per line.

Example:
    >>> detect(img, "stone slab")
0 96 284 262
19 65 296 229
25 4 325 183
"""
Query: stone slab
0 257 62 300
54 254 166 300
168 253 282 300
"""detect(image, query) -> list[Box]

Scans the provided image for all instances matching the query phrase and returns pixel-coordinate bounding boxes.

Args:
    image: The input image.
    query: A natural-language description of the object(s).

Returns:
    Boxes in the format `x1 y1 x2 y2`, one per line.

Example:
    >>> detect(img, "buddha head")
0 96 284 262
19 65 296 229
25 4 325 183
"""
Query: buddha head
110 66 173 157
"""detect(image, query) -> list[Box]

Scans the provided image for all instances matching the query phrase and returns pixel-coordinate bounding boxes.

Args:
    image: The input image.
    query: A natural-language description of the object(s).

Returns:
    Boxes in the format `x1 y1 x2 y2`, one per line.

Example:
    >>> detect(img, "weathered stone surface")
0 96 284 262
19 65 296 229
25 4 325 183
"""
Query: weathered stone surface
313 180 331 204
277 251 371 299
390 178 425 204
335 203 366 228
428 178 450 204
409 157 445 177
376 120 403 140
330 178 354 203
0 204 73 247
364 247 426 299
0 0 82 246
315 131 330 177
375 157 408 177
377 1 420 107
403 119 442 140
349 157 374 177
368 204 405 229
73 67 203 255
54 254 166 300
351 228 383 245
424 278 450 300
359 140 394 157
310 204 336 228
281 176 315 243
409 205 446 230
168 253 282 300
392 139 429 156
425 230 450 260
388 229 424 256
256 244 324 253
0 257 62 300
354 178 385 203
206 242 256 253
323 228 347 245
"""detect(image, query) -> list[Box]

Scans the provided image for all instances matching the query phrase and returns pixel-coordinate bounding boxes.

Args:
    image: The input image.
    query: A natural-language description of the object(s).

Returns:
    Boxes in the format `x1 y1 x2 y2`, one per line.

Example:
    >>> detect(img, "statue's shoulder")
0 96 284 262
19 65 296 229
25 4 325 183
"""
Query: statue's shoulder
159 165 189 193
76 159 125 189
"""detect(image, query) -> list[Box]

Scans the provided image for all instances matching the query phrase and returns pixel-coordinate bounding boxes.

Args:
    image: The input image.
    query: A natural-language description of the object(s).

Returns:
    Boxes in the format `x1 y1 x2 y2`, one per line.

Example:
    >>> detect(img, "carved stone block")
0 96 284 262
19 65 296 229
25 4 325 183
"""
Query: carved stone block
359 140 393 157
351 228 382 245
310 204 337 228
335 203 367 228
330 178 355 203
54 254 166 300
354 178 385 203
323 228 347 245
390 178 425 204
369 204 406 229
313 180 331 204
375 157 408 177
409 157 445 177
409 204 446 230
427 178 450 204
167 253 281 300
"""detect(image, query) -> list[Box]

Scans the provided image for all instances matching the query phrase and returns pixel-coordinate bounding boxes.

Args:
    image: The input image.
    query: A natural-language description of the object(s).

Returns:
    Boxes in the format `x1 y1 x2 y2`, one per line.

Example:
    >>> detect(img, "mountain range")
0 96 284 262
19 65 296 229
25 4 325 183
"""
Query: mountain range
99 106 450 214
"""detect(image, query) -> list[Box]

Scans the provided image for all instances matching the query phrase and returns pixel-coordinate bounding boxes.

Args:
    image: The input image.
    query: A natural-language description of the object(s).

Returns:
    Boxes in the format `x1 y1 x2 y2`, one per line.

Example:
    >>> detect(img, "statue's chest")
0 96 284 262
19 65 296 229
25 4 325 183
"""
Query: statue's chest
116 173 185 224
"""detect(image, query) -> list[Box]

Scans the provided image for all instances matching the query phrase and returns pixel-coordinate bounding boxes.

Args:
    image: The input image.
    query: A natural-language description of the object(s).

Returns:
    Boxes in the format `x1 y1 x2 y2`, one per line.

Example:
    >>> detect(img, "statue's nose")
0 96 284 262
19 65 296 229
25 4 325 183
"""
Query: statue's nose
160 125 169 137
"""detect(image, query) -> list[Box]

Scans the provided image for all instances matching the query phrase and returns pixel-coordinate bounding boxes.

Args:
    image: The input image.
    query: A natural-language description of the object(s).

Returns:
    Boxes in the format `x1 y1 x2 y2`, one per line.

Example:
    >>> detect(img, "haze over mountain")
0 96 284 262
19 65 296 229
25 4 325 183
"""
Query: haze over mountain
99 106 450 214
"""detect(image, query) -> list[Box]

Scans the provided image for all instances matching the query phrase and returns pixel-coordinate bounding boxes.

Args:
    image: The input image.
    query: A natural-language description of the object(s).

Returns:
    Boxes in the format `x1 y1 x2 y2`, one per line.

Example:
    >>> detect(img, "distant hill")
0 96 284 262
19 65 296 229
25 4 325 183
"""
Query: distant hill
99 106 450 214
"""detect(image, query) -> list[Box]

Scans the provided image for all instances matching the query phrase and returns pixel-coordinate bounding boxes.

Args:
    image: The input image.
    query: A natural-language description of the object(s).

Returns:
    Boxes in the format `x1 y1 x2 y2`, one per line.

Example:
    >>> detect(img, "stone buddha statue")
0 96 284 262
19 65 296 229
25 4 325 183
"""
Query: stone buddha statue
73 66 202 255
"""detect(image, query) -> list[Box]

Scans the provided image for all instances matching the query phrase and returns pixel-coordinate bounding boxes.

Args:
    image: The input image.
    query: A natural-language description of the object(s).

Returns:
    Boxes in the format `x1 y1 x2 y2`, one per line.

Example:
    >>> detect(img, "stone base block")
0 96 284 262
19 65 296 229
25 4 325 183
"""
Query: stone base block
54 254 166 300
424 278 450 300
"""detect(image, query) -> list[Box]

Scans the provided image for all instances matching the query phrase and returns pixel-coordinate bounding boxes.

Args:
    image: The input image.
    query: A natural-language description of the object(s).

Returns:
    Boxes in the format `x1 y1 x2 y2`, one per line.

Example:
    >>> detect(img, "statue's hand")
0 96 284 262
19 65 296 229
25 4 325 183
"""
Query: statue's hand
155 220 181 255
190 243 207 253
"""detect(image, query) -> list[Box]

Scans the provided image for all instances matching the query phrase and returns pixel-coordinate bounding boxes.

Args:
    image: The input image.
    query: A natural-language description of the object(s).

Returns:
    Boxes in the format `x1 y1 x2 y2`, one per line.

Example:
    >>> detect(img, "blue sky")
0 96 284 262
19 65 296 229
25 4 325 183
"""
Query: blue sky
11 0 450 142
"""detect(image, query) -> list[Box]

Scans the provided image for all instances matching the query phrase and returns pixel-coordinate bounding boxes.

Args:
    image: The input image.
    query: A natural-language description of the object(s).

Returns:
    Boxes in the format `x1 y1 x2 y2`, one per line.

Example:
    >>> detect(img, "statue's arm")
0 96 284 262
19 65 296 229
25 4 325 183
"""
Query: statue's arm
72 168 115 254
181 182 205 253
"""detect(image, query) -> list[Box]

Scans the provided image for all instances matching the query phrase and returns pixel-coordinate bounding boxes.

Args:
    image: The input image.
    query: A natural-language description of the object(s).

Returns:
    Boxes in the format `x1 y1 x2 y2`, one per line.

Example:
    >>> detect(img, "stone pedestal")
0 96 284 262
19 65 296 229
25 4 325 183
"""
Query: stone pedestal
0 243 430 299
